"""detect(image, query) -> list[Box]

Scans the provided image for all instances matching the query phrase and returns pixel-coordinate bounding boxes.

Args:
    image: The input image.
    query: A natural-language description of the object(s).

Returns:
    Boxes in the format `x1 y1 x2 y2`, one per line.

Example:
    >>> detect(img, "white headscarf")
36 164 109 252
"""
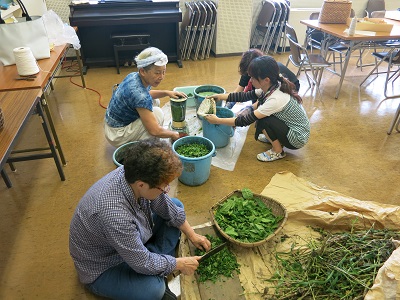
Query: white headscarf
135 47 168 69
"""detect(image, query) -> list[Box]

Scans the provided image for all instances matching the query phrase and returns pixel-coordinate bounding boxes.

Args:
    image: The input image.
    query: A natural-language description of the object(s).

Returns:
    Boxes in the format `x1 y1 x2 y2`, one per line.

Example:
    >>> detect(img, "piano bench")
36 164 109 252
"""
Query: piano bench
111 33 151 74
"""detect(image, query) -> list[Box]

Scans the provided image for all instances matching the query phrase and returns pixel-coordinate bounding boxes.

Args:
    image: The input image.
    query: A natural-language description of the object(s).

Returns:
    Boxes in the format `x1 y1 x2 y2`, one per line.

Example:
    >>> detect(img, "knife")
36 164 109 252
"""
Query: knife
170 242 228 277
198 242 227 263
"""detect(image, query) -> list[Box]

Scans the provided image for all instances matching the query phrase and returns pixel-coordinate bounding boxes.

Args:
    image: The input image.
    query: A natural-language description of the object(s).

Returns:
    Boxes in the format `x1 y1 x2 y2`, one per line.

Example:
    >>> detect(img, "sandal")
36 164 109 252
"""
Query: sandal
258 134 270 143
257 149 286 162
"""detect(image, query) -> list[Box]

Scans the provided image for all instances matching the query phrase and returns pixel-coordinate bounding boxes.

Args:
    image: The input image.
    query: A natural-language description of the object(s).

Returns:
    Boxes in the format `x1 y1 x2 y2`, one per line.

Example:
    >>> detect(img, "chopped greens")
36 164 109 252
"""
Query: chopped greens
175 143 210 158
195 235 240 283
214 190 283 243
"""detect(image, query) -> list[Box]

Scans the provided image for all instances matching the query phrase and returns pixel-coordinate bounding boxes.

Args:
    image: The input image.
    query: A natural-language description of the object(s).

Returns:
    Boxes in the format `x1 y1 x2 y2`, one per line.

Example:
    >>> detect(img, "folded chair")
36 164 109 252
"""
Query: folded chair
286 22 331 95
250 0 276 52
263 0 282 54
271 0 290 54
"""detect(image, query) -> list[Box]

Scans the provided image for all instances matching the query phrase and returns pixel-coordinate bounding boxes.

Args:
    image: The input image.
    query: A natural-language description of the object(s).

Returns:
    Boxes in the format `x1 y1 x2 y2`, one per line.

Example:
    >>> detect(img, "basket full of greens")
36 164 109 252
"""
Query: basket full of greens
210 189 288 248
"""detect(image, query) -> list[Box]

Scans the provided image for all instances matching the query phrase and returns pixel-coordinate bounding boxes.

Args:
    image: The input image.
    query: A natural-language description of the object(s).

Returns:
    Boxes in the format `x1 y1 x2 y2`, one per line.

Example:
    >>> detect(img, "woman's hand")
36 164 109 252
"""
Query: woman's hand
170 131 180 143
168 90 187 99
175 256 202 275
187 233 212 252
207 93 229 101
204 114 220 124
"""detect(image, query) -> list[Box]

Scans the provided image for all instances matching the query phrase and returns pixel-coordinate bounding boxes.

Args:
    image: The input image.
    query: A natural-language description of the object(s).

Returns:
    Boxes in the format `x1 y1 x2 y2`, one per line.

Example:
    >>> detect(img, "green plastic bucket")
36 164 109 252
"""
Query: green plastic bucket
202 107 235 148
113 141 138 167
172 136 216 186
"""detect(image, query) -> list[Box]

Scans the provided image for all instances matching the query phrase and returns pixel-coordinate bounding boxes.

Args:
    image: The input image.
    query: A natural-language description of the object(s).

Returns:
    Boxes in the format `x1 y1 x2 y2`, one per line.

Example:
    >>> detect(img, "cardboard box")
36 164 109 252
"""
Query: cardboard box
346 18 394 33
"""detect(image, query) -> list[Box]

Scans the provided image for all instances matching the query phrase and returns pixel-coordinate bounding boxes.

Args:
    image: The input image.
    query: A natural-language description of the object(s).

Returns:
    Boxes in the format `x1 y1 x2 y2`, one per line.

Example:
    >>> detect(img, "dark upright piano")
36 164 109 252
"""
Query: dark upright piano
69 0 182 68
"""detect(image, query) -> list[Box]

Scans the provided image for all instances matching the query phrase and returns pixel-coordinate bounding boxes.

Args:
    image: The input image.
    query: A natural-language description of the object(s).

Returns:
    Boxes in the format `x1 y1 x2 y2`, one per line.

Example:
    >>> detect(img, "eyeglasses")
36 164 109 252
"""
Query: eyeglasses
156 184 170 194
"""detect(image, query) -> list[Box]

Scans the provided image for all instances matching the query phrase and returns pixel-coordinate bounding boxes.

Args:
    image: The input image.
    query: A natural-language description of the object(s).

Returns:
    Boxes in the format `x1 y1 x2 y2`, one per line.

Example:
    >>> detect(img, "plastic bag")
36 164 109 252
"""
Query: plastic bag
42 10 81 50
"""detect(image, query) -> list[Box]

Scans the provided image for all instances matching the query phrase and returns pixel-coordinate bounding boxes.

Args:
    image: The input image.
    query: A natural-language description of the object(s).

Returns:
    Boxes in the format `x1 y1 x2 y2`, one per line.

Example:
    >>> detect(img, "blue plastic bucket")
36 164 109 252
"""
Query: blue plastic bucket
194 85 225 111
113 141 138 167
172 136 216 186
202 107 235 148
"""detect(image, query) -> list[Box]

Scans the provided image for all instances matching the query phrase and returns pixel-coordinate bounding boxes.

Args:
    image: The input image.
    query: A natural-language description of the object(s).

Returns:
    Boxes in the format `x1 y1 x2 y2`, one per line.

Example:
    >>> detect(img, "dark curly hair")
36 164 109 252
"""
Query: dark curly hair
123 138 182 187
238 48 263 76
247 56 303 104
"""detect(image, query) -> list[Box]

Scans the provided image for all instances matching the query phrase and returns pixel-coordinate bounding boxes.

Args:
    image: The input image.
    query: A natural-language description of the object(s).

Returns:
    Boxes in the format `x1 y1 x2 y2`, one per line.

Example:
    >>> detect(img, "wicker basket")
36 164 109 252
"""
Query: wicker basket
210 190 288 248
318 0 352 24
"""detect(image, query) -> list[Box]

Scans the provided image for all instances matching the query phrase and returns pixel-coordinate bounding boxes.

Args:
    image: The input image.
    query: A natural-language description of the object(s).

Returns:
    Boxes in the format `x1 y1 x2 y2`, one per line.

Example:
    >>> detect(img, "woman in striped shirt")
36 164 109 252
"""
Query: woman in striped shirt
205 55 310 162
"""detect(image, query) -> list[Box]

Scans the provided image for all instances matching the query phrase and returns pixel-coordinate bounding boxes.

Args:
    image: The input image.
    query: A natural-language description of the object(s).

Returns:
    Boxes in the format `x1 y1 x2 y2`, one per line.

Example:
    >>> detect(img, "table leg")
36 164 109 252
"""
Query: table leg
41 94 67 166
1 169 12 188
75 49 86 88
36 102 66 181
335 43 353 99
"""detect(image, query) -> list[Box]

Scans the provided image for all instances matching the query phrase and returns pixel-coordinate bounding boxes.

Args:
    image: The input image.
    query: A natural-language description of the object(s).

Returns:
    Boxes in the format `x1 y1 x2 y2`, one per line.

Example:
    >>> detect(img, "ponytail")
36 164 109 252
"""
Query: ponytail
278 75 302 104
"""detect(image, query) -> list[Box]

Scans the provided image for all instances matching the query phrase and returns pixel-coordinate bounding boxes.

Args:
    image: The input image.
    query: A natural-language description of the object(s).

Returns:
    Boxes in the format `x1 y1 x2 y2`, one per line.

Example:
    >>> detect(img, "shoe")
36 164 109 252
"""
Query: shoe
257 149 286 162
258 134 270 143
162 289 177 300
162 277 177 300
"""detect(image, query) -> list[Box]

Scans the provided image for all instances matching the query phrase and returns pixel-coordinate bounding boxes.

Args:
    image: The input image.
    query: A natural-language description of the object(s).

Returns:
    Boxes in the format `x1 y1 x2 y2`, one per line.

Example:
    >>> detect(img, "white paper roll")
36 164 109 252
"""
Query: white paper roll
13 47 40 76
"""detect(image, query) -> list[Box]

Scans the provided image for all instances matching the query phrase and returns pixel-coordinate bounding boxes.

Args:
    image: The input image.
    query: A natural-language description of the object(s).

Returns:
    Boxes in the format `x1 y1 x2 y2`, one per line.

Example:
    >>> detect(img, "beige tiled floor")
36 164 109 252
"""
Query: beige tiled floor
1 50 400 299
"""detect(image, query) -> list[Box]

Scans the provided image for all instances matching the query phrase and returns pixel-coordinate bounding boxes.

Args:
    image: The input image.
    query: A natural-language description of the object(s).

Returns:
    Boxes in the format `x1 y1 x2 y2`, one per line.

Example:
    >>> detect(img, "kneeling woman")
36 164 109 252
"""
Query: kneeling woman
205 56 310 162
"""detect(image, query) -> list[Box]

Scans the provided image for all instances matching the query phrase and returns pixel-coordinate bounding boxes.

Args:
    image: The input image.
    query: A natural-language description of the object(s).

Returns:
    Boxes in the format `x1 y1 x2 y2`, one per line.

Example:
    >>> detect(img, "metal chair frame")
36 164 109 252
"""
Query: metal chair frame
273 0 290 54
360 45 400 99
179 2 195 61
264 0 282 54
204 1 217 59
286 22 331 96
250 0 276 52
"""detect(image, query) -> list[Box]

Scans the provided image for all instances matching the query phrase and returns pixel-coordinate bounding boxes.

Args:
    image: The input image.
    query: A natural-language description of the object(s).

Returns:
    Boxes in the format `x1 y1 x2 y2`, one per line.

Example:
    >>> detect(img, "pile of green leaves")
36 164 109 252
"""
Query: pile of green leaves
195 235 240 283
267 227 400 299
214 189 283 243
175 143 210 158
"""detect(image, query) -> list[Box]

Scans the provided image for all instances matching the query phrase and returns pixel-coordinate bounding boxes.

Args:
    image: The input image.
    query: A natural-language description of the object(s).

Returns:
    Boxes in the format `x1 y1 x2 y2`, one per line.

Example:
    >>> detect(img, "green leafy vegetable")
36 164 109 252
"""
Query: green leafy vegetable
195 235 240 283
241 188 253 200
214 190 283 243
175 143 210 158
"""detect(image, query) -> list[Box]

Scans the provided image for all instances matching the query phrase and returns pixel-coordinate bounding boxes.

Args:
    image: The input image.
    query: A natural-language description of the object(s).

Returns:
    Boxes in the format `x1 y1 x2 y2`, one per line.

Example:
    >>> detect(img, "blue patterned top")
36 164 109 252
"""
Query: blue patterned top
105 72 153 128
69 167 185 284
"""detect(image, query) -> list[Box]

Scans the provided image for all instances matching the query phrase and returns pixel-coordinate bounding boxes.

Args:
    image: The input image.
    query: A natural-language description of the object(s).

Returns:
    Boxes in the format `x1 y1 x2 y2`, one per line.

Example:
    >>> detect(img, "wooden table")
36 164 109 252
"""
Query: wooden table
300 19 400 99
0 89 65 188
0 44 77 165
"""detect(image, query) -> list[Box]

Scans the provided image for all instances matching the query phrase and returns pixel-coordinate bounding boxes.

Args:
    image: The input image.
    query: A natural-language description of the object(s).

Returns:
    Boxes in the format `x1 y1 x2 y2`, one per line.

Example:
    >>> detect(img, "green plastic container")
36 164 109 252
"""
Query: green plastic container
113 141 138 167
173 86 198 107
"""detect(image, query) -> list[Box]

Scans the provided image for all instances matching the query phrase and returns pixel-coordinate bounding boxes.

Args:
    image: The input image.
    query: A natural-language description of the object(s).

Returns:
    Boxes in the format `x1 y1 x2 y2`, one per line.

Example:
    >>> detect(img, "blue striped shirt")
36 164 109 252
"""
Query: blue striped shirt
69 167 186 284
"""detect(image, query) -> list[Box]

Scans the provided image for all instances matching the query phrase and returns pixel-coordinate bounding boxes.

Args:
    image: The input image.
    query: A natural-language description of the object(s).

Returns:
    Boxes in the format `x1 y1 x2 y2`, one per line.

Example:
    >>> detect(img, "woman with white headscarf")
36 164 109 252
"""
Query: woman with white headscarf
104 47 186 147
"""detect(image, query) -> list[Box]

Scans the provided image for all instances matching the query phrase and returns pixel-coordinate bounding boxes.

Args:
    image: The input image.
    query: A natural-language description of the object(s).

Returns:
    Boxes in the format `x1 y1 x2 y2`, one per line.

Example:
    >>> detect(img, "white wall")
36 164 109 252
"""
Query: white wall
22 0 47 16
